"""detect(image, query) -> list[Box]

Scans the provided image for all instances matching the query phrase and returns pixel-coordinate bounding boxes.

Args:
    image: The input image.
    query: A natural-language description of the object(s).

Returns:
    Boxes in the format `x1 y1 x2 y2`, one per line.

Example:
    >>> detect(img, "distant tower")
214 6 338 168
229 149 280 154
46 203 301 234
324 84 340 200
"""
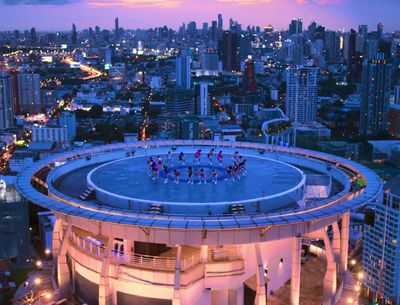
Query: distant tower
17 73 41 114
196 82 211 116
217 14 223 31
220 30 239 72
115 17 119 38
285 66 319 124
30 27 37 45
0 72 15 129
289 18 303 35
359 59 392 136
243 60 257 92
71 23 78 45
176 49 191 90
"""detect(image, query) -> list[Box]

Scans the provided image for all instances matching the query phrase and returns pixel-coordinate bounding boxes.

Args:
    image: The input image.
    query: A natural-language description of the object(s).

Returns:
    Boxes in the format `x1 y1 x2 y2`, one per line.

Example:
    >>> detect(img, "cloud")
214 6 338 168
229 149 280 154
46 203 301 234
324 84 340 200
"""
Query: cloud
88 0 181 8
217 0 272 4
296 0 342 4
2 0 79 4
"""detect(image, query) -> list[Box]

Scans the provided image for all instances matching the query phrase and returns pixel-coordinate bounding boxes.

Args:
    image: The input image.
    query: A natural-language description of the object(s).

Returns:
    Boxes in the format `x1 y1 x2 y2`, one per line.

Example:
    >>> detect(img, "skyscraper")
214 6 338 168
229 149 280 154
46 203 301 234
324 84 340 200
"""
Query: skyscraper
195 82 211 116
243 59 257 92
71 23 78 45
344 29 357 79
17 73 41 114
115 17 119 38
217 14 223 32
324 31 340 63
220 30 239 72
0 72 15 130
176 49 191 90
285 66 319 124
30 27 37 45
359 59 392 136
289 18 303 35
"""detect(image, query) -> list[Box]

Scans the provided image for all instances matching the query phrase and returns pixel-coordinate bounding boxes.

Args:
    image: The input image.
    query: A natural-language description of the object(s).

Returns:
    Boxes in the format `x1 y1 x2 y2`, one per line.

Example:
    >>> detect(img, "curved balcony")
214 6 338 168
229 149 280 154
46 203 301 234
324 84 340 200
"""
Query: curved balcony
70 232 201 272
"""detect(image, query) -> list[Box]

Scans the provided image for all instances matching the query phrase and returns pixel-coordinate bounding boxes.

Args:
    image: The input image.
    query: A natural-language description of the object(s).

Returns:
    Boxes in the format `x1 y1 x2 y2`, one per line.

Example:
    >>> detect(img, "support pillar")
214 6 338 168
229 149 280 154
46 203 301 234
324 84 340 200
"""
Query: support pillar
290 235 302 305
99 238 113 305
332 222 341 271
57 224 72 299
52 218 63 278
172 245 182 305
201 245 208 263
322 228 337 305
254 244 267 305
340 212 350 276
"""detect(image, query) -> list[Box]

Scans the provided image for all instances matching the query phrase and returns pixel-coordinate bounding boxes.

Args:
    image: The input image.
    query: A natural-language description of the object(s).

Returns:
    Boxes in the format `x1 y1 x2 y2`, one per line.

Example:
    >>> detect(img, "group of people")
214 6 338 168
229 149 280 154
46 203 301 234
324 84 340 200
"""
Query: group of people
146 149 247 185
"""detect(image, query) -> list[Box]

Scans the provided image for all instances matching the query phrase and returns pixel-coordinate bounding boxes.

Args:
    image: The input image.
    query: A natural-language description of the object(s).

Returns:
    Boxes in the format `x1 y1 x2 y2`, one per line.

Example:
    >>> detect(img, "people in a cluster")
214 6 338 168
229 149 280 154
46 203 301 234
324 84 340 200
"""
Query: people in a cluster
146 149 247 185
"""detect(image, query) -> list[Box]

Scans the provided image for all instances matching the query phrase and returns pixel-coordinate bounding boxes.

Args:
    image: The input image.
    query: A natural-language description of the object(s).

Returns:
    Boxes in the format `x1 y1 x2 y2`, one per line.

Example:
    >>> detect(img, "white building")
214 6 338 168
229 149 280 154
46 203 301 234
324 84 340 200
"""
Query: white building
0 72 15 129
17 73 41 114
285 66 319 124
176 49 191 89
32 125 68 143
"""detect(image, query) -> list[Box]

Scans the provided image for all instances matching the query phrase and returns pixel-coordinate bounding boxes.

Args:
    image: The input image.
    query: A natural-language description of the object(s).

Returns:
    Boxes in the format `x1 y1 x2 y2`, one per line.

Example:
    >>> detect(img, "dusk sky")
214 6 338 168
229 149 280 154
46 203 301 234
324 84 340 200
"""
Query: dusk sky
0 0 399 32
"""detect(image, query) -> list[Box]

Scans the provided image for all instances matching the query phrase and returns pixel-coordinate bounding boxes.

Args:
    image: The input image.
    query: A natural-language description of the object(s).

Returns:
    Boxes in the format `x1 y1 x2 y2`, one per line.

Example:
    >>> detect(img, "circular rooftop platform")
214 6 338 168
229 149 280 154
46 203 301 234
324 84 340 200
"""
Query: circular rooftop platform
87 154 305 207
15 141 383 230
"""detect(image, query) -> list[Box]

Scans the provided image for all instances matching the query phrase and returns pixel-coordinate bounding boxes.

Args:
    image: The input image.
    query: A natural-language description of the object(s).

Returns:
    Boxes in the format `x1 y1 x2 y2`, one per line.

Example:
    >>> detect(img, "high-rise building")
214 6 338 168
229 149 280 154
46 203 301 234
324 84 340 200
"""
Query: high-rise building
0 72 15 130
363 192 400 304
220 30 239 72
324 31 340 63
17 73 41 114
200 51 219 71
195 82 211 116
243 59 257 92
289 18 303 35
288 34 304 65
176 49 191 89
71 23 78 45
359 59 392 136
115 17 119 38
344 29 357 79
30 27 37 45
58 111 76 141
264 25 273 40
285 66 319 124
217 14 223 31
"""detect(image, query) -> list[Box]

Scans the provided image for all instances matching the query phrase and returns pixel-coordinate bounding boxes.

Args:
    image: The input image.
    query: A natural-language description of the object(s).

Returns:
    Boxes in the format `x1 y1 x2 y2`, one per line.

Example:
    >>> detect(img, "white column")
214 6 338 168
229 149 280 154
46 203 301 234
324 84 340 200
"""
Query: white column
201 245 208 263
173 245 182 305
332 222 341 271
52 218 62 278
340 212 350 276
322 228 337 305
290 235 302 305
254 243 267 305
57 224 72 299
99 238 113 305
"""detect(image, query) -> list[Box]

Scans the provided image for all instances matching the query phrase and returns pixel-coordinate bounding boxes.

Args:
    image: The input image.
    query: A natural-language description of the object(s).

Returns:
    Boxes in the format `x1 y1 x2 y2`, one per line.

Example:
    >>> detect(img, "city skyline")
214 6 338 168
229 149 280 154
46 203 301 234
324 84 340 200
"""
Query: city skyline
0 0 399 32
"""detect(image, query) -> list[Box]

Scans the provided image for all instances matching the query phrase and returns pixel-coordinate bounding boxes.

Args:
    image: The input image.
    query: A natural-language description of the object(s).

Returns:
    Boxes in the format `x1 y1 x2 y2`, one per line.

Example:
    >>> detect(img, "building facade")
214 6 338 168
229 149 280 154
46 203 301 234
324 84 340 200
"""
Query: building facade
17 73 41 114
363 192 400 304
359 59 392 136
0 72 15 130
285 66 319 124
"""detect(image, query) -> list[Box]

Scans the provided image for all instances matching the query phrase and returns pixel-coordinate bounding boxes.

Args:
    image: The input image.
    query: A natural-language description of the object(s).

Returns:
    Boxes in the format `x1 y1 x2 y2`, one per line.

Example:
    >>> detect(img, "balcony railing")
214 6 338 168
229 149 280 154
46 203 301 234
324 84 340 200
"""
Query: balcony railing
208 246 242 262
70 233 201 272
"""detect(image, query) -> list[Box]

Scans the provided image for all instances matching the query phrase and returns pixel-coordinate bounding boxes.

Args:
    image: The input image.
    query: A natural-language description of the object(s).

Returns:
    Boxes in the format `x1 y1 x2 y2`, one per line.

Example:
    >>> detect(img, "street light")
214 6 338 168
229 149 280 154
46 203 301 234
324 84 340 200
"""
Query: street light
357 272 364 279
45 249 51 255
347 297 353 304
34 278 41 285
350 259 356 266
36 260 42 268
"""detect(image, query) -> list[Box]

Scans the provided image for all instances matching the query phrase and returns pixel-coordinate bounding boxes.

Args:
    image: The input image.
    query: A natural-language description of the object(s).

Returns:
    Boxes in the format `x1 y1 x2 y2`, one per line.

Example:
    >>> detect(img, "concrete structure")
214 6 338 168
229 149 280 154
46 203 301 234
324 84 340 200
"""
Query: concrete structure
15 141 383 305
359 59 392 136
17 73 41 114
176 49 191 90
285 66 319 124
0 72 15 130
31 125 68 144
363 192 400 304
